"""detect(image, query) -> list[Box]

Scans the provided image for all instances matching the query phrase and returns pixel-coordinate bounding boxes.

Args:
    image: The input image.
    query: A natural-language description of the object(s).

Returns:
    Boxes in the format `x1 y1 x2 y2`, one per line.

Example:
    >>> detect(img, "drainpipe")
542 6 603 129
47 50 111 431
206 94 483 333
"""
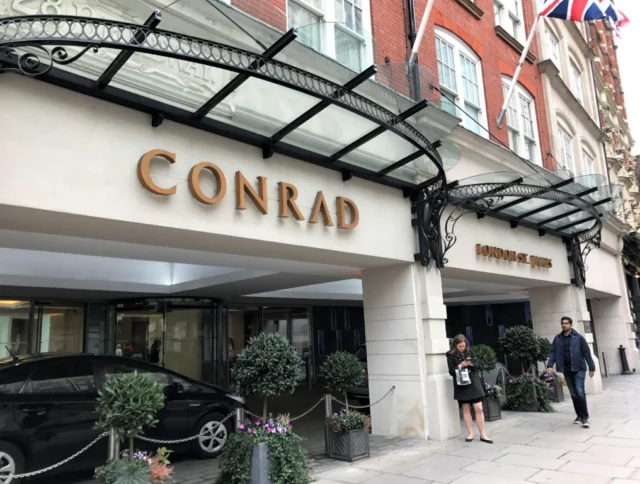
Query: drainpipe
405 0 422 101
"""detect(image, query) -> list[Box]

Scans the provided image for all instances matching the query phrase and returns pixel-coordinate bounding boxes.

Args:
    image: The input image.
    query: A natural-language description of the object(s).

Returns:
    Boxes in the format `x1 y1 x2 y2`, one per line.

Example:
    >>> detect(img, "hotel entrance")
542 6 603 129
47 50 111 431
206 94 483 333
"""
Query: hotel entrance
113 299 223 385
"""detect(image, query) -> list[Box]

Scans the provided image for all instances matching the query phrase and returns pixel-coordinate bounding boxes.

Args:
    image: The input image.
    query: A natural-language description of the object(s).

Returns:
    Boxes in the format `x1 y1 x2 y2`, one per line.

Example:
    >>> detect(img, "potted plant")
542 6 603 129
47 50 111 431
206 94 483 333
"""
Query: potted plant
320 351 369 462
94 372 168 484
218 333 310 484
472 344 501 421
500 327 553 413
541 371 565 402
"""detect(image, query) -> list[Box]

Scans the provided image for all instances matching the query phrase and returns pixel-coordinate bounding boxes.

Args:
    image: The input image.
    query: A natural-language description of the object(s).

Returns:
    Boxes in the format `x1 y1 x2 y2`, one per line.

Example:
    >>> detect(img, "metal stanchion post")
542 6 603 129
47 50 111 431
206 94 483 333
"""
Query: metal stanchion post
324 394 332 456
108 429 120 461
235 407 245 430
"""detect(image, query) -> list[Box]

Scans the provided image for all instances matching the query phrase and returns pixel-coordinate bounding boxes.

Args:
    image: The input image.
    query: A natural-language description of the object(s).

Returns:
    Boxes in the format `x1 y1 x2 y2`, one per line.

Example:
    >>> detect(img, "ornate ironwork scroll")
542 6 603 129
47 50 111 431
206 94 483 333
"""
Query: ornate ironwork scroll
414 182 605 286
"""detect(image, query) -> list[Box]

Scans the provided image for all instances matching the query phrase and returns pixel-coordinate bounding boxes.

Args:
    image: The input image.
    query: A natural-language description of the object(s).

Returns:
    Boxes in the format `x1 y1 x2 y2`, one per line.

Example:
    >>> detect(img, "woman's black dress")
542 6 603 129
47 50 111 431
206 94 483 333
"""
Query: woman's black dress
446 349 486 405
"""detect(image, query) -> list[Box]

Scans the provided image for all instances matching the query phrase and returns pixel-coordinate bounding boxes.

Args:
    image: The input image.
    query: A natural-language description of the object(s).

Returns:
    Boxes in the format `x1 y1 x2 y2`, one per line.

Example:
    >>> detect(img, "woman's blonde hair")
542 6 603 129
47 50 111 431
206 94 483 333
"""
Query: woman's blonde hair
449 334 468 354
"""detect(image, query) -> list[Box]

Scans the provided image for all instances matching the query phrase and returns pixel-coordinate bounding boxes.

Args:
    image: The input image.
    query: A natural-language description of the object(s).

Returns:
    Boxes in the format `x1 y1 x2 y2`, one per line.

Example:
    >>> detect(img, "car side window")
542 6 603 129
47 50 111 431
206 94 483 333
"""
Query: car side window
170 375 209 394
104 363 171 390
27 361 96 394
0 366 31 394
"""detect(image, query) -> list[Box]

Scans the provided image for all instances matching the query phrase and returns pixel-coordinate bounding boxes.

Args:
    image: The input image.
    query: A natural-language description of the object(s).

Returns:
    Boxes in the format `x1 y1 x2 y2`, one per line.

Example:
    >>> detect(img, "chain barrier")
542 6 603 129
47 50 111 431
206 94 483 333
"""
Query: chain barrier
331 386 396 410
2 388 394 481
136 412 236 445
1 413 239 481
245 397 325 422
1 431 109 481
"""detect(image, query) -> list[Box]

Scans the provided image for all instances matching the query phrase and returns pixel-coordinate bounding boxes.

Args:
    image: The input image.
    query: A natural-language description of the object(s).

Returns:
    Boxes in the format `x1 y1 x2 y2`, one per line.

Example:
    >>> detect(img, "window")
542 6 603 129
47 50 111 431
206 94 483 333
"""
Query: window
335 0 363 34
104 363 171 390
502 78 541 164
494 0 524 42
0 366 31 394
559 126 575 173
435 30 487 135
570 61 584 105
288 0 322 51
27 361 96 394
582 150 595 176
547 28 560 63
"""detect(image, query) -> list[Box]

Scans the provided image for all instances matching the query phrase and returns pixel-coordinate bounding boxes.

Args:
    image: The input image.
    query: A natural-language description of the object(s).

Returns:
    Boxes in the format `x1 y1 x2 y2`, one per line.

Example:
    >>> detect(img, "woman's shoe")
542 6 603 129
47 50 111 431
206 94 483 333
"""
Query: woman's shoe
480 438 493 444
465 436 474 442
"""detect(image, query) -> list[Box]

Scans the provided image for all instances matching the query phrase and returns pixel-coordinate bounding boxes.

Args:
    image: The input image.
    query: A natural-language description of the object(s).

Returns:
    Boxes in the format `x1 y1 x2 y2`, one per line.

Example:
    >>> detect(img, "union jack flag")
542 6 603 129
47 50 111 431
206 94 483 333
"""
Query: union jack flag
539 0 608 22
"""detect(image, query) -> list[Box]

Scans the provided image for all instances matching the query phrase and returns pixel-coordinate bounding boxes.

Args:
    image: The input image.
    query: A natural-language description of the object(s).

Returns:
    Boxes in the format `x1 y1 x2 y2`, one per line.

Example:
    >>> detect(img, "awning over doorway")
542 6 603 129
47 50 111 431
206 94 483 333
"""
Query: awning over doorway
0 0 448 190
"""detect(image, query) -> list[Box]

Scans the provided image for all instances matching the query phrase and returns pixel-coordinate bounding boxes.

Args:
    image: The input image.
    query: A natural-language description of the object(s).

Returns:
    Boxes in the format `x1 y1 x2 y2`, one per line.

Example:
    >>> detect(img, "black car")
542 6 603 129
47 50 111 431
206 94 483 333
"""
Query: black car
0 354 244 483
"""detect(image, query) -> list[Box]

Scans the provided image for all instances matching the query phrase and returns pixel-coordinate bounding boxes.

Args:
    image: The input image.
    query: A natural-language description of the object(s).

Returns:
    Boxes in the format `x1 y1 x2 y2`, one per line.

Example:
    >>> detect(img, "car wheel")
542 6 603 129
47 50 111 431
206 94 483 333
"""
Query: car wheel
192 412 231 459
0 442 25 484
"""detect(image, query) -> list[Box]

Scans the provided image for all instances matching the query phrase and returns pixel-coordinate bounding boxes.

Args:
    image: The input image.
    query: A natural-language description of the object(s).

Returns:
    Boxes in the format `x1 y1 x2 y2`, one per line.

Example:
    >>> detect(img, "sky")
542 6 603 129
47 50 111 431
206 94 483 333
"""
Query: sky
614 0 640 153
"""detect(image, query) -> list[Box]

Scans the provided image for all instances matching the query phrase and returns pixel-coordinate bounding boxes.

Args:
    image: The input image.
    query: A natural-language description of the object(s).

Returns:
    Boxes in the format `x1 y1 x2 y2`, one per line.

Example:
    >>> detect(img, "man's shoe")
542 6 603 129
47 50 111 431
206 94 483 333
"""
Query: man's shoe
574 417 582 425
582 419 590 428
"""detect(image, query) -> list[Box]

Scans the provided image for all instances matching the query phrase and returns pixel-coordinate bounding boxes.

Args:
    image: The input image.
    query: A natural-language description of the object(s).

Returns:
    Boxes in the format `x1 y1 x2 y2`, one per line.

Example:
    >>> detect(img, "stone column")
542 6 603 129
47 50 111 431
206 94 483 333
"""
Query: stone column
590 259 640 375
529 285 603 394
362 263 460 441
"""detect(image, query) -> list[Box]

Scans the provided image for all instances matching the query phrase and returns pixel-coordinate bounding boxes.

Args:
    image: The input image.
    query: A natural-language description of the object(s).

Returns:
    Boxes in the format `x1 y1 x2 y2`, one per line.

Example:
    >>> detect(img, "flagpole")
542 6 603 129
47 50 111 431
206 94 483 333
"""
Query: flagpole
408 0 436 66
497 15 541 129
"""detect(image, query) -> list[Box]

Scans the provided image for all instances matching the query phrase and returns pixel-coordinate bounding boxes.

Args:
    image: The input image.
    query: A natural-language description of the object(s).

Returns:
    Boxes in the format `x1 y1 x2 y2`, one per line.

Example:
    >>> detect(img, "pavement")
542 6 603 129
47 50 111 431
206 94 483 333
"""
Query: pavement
51 374 640 484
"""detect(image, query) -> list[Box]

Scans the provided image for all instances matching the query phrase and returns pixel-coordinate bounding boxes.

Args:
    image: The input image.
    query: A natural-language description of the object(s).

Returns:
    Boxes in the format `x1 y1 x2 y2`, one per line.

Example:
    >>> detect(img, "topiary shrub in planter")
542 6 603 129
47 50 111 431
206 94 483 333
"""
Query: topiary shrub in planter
326 409 371 462
471 345 501 422
94 372 167 484
221 334 309 484
320 351 369 461
500 327 554 413
541 372 565 403
499 326 539 374
504 374 553 413
232 333 304 419
217 415 311 484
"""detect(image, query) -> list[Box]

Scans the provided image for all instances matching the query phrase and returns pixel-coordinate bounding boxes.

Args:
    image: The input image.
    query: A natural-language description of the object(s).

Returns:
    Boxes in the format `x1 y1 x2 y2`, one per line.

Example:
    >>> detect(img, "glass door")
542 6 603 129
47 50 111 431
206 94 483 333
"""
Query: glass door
35 303 85 354
112 299 217 384
290 308 312 384
0 300 32 358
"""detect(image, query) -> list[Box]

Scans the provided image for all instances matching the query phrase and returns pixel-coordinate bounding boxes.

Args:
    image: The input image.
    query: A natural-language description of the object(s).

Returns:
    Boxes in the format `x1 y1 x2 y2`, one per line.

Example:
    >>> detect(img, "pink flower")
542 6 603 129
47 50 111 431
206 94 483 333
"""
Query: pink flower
238 423 245 430
247 428 254 434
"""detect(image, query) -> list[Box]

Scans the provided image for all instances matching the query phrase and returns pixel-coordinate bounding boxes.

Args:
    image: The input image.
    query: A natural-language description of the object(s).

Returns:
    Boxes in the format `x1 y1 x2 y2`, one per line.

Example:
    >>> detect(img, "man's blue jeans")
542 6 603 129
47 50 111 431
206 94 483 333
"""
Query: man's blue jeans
564 369 589 419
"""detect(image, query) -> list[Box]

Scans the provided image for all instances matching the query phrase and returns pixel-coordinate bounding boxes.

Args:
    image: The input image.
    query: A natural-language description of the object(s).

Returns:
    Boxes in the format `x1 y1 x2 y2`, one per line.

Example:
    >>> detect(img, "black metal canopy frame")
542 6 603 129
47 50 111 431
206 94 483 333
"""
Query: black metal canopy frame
412 176 616 288
0 13 445 192
0 13 614 288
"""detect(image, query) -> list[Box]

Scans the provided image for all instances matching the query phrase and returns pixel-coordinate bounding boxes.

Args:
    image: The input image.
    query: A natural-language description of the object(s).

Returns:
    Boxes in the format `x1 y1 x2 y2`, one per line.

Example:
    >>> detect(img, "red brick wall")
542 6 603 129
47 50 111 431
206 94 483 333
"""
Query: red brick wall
232 0 287 32
370 0 554 170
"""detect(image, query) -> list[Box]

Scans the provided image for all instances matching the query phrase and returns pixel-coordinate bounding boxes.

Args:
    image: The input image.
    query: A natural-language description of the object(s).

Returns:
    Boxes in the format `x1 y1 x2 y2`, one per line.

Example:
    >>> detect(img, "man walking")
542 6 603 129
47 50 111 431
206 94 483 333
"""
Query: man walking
546 316 596 428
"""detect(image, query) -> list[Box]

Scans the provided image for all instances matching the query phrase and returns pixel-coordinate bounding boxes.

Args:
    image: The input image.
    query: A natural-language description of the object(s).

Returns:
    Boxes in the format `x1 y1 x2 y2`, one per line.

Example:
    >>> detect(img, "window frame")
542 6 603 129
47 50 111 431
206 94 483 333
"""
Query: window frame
570 60 584 105
288 0 324 52
23 359 98 396
494 0 524 42
558 124 576 174
582 148 596 176
435 28 489 138
501 76 542 165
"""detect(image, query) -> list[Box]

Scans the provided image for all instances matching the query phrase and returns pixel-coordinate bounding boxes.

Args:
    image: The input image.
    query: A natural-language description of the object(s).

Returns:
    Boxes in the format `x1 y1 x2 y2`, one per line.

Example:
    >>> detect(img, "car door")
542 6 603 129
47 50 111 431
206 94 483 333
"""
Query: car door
14 358 105 471
99 360 191 448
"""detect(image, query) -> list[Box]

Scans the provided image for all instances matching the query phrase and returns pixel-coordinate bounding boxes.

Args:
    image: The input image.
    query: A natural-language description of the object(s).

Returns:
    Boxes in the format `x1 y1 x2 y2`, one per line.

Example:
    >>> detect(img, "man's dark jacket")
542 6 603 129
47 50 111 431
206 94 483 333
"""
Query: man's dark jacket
546 328 596 373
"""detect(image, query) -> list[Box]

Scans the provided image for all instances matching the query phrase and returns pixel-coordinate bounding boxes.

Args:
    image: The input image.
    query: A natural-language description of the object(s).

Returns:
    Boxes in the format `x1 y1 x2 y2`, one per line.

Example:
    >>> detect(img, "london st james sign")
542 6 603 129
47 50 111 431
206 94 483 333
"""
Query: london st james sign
475 244 553 269
137 149 359 229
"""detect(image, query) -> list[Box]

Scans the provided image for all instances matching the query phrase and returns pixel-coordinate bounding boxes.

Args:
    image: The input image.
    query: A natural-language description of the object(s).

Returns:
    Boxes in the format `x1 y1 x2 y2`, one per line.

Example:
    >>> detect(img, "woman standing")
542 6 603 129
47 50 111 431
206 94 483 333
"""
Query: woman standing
446 334 493 443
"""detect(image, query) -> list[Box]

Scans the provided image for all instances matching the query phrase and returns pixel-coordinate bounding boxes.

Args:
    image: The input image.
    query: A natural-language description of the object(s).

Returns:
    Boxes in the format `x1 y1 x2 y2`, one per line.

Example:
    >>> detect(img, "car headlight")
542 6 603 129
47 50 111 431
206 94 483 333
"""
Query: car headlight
229 394 245 404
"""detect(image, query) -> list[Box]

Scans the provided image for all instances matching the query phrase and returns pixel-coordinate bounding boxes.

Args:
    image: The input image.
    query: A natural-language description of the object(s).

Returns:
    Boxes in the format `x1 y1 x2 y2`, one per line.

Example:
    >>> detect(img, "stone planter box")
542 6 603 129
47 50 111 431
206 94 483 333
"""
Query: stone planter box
251 442 272 484
326 427 370 462
548 383 565 403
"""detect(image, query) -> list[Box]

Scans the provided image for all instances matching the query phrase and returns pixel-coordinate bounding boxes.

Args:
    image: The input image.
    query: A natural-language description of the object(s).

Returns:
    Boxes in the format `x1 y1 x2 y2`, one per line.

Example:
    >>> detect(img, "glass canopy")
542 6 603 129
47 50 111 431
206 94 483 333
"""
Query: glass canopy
0 0 448 190
448 169 621 241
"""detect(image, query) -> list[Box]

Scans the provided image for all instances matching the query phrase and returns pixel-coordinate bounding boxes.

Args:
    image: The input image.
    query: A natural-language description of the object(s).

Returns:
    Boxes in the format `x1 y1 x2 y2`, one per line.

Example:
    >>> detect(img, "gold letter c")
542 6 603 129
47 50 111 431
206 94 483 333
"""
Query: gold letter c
137 149 177 196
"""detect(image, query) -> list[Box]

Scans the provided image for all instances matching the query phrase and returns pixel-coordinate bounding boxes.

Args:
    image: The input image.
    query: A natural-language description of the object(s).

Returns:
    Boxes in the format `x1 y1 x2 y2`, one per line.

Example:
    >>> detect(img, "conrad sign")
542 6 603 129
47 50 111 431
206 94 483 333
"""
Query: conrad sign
137 149 359 229
475 244 553 269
